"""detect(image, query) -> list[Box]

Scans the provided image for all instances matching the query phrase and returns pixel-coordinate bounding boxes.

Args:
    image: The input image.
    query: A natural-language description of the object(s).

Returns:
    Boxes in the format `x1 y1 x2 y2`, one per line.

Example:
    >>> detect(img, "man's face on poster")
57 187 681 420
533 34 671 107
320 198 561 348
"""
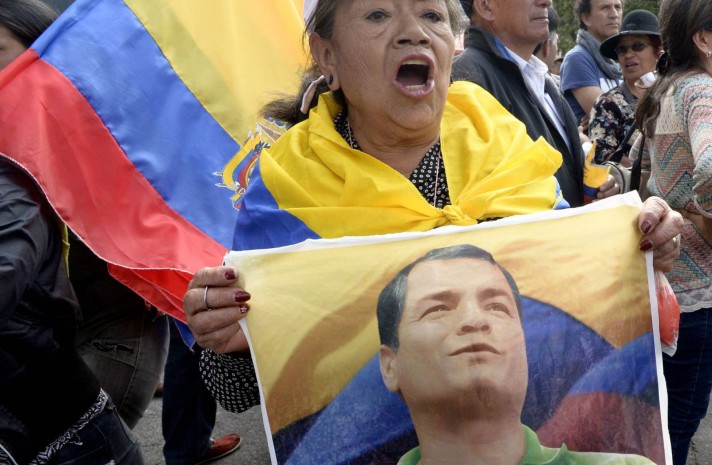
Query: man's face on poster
380 258 528 409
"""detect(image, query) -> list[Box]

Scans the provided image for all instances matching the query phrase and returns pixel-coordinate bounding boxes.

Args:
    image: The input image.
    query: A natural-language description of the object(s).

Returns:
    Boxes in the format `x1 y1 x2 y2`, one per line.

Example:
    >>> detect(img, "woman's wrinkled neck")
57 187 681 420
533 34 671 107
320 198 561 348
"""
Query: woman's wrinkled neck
346 114 441 177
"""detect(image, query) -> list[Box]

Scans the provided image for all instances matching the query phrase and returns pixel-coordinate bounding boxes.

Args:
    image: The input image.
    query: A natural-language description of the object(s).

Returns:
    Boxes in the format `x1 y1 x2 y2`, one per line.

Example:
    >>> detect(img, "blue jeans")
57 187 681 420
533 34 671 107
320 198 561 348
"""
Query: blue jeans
663 307 712 465
45 400 144 465
162 319 216 465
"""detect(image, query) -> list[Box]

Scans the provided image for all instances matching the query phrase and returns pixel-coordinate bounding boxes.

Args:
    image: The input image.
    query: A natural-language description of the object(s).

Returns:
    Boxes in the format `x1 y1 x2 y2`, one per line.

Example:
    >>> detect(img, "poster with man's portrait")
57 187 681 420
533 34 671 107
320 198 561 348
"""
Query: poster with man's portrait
227 193 670 465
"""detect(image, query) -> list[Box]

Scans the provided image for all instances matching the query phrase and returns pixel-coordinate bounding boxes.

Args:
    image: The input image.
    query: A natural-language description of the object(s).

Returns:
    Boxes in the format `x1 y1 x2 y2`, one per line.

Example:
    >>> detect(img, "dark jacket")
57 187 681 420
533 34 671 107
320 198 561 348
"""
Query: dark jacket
452 25 585 207
0 159 100 463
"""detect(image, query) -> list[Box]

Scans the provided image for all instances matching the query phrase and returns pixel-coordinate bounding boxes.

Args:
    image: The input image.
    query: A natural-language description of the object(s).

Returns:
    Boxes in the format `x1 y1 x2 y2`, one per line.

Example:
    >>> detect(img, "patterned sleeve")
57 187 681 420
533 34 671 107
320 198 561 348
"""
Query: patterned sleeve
682 79 712 215
629 133 650 170
589 93 625 164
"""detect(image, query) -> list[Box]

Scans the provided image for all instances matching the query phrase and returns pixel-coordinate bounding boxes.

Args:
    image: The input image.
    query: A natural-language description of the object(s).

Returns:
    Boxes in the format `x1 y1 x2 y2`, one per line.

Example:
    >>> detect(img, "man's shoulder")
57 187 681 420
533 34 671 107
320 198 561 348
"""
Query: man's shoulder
561 45 597 76
562 45 594 65
0 159 42 206
524 425 656 465
452 44 499 82
560 449 657 465
396 446 420 465
560 46 599 91
452 46 522 106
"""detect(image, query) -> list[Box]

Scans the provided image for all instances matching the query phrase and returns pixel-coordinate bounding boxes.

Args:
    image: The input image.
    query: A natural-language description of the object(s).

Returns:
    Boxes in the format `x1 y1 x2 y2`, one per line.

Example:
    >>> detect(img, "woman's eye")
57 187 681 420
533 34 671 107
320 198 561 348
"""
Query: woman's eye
365 10 389 22
423 11 444 22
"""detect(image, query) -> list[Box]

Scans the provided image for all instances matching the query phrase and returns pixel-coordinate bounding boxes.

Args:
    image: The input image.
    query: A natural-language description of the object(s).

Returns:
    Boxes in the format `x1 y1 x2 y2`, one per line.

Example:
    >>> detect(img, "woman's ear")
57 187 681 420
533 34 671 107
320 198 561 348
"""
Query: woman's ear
692 29 712 58
309 33 339 90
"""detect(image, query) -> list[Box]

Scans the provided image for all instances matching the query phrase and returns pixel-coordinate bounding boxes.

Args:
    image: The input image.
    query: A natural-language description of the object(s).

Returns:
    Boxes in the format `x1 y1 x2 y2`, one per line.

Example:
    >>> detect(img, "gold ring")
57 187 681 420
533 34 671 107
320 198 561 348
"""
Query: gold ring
203 285 212 311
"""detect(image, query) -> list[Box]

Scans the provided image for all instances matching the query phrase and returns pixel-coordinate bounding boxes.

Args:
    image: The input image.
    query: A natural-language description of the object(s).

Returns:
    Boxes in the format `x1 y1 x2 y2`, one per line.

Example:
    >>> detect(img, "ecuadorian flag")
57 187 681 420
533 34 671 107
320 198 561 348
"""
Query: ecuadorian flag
0 0 308 319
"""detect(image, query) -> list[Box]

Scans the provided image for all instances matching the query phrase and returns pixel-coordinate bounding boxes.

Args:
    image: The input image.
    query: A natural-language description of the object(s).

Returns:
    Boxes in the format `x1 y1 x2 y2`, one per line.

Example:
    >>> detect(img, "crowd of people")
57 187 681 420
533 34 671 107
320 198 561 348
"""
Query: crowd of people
1 0 710 465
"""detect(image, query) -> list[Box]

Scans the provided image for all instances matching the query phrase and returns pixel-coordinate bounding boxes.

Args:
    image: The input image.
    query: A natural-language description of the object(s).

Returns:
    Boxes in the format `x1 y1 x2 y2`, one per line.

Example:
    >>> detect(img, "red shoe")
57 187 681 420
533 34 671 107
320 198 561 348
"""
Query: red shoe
194 434 242 465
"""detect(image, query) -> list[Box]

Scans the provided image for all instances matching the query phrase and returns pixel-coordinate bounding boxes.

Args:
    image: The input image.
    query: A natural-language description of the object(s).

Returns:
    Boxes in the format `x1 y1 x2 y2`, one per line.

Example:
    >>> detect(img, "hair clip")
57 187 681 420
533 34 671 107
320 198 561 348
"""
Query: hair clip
300 75 325 114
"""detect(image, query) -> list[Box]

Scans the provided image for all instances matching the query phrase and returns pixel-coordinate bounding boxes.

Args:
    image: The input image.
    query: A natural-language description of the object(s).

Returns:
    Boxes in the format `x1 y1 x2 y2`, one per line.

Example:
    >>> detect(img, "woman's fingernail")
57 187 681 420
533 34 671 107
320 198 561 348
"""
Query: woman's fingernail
234 291 251 303
224 269 236 280
640 240 653 251
641 220 652 234
239 304 250 314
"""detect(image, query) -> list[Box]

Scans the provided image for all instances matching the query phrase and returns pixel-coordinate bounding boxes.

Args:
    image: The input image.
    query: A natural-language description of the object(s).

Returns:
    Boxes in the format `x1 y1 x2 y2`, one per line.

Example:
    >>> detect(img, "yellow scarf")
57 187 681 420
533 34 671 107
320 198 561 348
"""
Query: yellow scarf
258 81 563 238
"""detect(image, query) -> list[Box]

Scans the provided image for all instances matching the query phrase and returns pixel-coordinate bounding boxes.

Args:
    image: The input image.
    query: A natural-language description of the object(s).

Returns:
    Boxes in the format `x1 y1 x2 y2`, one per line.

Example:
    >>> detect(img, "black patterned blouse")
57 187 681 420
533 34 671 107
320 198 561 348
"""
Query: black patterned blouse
589 86 640 164
334 111 450 208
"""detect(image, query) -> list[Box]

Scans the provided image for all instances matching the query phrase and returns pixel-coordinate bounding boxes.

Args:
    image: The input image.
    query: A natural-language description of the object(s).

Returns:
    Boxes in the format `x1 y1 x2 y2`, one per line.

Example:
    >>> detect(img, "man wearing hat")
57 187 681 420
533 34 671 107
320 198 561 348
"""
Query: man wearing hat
589 9 663 164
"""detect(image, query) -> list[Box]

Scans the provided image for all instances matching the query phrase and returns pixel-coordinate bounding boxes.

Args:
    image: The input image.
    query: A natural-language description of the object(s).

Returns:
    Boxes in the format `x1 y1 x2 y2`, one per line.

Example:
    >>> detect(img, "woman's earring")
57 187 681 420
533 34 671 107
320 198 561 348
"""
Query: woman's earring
707 50 712 58
328 75 334 86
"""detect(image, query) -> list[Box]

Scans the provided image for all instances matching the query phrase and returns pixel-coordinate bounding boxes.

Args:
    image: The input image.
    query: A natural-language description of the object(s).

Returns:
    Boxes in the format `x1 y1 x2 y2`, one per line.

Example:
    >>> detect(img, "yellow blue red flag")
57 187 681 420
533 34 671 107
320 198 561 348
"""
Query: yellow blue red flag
0 0 308 319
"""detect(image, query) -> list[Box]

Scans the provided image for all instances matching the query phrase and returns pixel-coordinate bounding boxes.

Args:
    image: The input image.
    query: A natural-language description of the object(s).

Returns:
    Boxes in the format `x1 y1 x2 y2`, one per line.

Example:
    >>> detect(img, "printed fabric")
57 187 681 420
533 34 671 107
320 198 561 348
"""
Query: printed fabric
589 85 640 164
647 72 712 311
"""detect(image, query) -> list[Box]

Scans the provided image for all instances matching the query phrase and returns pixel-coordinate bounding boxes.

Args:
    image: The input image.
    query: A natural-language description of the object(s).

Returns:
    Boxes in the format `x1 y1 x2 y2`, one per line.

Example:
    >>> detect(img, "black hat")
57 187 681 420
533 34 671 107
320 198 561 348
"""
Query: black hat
600 10 661 60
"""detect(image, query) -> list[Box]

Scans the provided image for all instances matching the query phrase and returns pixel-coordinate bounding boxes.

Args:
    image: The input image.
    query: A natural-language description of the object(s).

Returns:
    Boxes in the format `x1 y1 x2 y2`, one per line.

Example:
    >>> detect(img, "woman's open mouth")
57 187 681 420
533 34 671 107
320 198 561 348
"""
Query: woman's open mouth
397 61 429 87
395 57 435 97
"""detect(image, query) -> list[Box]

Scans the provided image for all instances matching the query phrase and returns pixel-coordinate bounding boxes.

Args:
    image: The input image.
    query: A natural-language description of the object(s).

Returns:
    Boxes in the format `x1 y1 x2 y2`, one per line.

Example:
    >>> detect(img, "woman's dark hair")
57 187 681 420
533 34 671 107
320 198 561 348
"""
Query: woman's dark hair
262 0 464 126
636 0 712 137
0 0 57 48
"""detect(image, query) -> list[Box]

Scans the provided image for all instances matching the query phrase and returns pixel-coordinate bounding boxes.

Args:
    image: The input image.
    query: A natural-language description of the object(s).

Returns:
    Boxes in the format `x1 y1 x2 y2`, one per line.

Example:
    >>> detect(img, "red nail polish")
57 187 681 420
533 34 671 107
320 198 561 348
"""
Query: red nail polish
640 240 653 251
641 220 652 234
224 269 236 280
234 291 251 303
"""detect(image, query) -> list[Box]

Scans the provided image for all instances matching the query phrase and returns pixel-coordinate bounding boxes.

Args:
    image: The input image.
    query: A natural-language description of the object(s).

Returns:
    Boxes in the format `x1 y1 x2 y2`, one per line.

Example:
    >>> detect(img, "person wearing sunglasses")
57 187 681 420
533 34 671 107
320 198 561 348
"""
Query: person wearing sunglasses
589 9 663 164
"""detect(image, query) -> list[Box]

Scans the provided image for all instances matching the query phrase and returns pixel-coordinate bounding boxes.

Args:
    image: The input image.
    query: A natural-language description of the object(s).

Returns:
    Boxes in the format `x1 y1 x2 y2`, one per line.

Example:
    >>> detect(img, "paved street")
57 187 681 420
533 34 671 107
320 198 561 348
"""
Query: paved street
133 399 270 465
135 395 711 465
689 410 712 465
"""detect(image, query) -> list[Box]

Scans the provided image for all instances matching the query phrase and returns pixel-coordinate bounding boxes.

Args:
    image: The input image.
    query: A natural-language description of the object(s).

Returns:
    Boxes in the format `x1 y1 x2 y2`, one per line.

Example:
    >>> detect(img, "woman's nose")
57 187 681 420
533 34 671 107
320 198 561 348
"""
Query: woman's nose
395 15 431 46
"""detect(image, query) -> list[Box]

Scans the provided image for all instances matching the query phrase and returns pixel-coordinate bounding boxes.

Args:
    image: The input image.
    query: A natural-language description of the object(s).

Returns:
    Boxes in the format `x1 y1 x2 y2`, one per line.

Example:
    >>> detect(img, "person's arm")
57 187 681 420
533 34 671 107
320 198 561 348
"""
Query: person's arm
560 48 603 123
588 94 623 163
685 81 712 243
0 162 53 326
571 87 602 123
698 217 712 243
